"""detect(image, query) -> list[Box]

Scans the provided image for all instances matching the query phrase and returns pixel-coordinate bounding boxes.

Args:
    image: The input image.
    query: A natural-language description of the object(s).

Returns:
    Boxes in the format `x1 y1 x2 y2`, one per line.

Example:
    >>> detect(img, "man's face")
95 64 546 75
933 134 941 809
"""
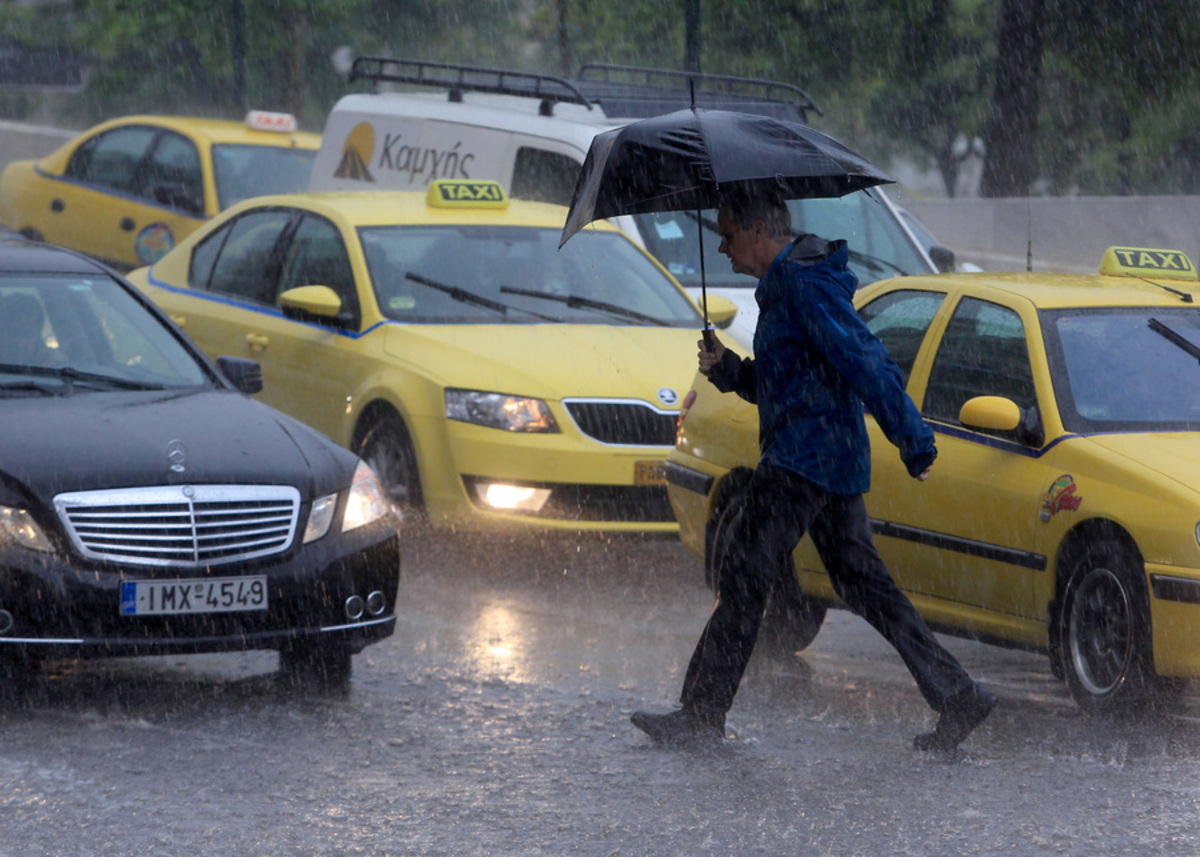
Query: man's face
717 209 757 276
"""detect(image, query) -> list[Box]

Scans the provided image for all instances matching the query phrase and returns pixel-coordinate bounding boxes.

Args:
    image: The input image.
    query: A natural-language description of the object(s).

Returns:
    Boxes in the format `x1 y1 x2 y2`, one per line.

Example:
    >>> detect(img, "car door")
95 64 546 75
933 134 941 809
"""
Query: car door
868 293 1052 628
248 213 365 442
49 126 204 269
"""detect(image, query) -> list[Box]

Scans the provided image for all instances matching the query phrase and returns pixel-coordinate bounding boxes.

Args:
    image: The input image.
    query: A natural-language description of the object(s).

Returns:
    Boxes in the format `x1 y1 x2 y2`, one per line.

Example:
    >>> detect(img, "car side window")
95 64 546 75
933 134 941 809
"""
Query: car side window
510 148 580 206
923 297 1038 434
859 289 945 384
139 132 204 215
204 210 294 305
276 215 360 326
64 126 158 194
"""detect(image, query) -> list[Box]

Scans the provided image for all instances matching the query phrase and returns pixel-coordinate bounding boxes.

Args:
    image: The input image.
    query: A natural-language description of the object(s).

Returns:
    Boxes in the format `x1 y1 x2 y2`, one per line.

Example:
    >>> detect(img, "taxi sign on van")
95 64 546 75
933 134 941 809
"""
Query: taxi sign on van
245 110 298 133
1099 246 1198 280
427 179 509 209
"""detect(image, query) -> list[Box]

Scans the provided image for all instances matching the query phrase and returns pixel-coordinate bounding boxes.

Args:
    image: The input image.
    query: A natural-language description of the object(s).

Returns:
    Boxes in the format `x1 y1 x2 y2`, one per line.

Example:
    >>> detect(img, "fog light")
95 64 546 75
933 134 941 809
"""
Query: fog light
366 590 386 616
344 594 365 621
474 482 551 512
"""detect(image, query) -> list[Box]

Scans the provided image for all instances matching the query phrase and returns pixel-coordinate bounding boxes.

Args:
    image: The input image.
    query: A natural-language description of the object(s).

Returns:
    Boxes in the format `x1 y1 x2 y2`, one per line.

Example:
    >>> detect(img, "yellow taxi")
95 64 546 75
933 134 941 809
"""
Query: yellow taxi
128 179 727 533
667 246 1200 713
0 112 320 270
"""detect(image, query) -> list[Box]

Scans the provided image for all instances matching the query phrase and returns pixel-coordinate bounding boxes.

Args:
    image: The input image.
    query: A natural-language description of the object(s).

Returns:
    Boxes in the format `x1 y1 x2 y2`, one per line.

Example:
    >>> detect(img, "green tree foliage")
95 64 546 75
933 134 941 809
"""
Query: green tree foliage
5 0 1200 195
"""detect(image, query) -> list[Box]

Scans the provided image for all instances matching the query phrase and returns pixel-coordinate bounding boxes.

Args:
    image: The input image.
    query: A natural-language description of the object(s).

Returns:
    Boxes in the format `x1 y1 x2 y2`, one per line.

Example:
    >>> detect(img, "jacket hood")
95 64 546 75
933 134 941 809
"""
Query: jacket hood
0 389 353 508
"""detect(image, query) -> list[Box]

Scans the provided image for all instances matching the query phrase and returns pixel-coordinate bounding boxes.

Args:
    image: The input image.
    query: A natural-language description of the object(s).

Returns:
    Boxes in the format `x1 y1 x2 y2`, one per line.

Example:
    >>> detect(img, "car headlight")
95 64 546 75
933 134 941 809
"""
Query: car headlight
0 506 53 552
303 493 337 543
303 462 391 543
342 460 390 532
445 389 558 432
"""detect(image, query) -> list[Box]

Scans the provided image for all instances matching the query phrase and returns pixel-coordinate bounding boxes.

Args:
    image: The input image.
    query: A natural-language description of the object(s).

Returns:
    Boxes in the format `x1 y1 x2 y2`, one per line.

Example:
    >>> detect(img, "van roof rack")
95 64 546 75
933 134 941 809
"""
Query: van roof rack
574 63 823 122
349 56 593 115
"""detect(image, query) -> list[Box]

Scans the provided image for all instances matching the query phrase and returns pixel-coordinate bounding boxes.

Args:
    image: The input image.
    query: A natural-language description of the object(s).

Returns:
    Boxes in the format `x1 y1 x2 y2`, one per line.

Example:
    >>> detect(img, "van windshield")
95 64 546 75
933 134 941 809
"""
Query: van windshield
359 225 702 326
632 191 933 290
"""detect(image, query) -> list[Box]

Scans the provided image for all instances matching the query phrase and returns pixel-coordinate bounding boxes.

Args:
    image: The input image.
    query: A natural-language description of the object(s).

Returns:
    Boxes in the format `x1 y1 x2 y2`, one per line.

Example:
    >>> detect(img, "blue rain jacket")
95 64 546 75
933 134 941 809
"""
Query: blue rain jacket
708 235 936 494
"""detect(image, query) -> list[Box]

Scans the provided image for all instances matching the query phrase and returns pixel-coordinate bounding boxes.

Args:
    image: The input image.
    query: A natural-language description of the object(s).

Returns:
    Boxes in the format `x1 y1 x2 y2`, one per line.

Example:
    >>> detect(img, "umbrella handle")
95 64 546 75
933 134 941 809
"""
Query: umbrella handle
702 327 714 351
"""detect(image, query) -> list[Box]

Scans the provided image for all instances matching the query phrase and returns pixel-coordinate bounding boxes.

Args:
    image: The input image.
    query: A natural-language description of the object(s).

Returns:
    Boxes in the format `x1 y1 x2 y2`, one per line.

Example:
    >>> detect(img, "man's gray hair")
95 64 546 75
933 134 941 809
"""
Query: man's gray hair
719 184 792 240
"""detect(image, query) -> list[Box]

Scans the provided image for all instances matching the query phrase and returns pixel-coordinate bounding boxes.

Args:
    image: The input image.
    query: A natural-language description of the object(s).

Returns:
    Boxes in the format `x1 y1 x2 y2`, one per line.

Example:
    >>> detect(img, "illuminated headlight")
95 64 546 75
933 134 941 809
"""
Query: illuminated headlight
473 482 552 512
341 460 390 532
445 389 558 432
0 507 53 552
303 462 390 543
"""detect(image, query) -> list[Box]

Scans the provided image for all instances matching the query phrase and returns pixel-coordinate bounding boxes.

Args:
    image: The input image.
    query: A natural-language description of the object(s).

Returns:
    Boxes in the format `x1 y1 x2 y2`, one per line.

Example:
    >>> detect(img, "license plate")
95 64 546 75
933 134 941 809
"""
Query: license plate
120 576 268 616
635 460 668 486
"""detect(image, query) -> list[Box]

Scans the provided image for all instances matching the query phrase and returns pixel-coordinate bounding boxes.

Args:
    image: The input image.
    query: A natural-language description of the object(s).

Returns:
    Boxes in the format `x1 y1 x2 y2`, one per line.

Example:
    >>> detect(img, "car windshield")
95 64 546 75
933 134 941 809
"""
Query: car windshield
0 273 209 395
1044 306 1200 431
631 190 933 290
212 144 317 210
359 225 701 326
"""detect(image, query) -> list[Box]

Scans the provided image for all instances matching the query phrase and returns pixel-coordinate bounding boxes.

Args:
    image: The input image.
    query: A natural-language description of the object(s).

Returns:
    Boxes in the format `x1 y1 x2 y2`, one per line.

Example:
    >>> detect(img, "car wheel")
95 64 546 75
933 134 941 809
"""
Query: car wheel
1059 538 1158 714
706 483 826 655
279 642 353 692
356 413 422 517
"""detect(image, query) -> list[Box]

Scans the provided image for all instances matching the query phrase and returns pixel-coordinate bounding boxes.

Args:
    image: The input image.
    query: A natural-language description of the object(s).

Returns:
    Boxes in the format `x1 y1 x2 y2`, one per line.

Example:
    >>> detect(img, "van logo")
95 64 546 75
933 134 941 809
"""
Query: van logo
334 122 375 182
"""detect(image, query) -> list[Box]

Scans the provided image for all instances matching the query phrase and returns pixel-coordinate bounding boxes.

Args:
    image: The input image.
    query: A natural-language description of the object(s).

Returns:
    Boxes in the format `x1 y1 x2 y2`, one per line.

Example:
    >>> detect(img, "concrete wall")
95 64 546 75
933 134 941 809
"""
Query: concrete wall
0 120 75 171
904 195 1200 274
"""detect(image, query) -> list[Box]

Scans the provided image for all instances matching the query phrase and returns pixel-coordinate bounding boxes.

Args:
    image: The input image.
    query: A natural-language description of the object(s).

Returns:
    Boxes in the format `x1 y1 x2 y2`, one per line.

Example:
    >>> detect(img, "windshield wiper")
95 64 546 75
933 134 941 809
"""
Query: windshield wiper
0 379 68 397
406 272 513 316
1149 317 1200 363
499 286 668 325
0 363 165 392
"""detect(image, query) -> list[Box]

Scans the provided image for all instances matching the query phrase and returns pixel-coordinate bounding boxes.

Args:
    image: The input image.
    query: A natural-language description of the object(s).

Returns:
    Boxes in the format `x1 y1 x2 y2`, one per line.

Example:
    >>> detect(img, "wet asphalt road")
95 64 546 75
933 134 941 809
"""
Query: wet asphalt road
3 530 1200 856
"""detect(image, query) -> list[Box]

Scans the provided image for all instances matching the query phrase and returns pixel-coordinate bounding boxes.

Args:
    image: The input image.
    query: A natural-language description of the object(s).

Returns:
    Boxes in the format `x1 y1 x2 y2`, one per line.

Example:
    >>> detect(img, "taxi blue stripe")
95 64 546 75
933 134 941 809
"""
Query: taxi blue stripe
144 268 386 339
32 165 208 220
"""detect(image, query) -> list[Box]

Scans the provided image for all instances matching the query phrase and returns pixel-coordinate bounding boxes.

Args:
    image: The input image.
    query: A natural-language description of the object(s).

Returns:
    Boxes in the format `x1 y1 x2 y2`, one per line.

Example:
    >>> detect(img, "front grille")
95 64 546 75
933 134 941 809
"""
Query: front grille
564 399 676 446
54 485 301 568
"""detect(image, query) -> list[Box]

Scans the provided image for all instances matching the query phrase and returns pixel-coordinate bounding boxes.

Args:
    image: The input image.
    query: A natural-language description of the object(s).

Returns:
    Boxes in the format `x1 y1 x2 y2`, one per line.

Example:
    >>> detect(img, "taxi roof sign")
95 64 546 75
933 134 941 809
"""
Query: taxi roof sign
427 179 509 209
245 110 298 133
1099 246 1198 280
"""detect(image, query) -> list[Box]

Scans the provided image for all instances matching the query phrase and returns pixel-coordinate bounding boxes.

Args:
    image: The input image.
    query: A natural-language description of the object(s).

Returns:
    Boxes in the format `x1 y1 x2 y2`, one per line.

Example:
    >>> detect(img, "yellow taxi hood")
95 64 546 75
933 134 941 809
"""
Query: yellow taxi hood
1078 432 1200 495
380 321 700 402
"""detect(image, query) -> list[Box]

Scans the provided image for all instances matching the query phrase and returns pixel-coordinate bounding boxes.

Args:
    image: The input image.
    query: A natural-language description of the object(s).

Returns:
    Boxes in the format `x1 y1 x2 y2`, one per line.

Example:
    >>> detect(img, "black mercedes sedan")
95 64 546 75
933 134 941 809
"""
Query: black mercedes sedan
0 235 400 687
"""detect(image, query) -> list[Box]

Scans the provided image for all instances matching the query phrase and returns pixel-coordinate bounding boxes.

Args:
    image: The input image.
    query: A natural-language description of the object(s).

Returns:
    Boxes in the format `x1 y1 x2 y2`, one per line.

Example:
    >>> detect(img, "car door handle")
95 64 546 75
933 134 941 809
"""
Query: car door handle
245 333 270 351
168 314 186 328
50 199 64 213
120 217 136 232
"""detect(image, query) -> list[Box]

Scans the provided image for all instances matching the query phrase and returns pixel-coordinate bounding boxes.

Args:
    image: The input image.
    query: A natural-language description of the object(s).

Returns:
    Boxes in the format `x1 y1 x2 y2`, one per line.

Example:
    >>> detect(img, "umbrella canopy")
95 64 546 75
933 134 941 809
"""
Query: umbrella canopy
560 108 895 247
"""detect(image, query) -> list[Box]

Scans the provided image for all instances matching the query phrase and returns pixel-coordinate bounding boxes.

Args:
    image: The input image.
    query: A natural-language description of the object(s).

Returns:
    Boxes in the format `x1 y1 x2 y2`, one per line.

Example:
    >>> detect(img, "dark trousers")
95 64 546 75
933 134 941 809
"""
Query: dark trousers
680 461 974 719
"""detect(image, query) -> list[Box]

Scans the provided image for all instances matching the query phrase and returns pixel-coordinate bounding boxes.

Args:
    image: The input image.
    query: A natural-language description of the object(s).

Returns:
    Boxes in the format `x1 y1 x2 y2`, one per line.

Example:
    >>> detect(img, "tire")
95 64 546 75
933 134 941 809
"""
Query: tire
279 642 353 692
355 413 422 517
706 484 826 656
1059 538 1158 714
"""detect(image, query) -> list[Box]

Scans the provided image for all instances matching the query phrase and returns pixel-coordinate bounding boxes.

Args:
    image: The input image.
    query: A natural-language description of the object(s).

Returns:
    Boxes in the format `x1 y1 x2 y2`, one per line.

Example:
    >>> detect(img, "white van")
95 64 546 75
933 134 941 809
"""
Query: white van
310 58 951 349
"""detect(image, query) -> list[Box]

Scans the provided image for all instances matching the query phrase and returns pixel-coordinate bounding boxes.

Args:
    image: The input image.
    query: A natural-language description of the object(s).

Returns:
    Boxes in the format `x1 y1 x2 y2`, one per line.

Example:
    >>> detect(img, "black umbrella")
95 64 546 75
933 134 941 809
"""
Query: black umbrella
559 108 895 331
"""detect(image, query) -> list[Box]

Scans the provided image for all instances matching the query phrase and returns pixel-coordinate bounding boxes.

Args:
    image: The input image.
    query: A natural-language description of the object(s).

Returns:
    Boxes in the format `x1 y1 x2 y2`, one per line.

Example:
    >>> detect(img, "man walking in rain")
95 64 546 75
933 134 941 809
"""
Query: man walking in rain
632 186 995 752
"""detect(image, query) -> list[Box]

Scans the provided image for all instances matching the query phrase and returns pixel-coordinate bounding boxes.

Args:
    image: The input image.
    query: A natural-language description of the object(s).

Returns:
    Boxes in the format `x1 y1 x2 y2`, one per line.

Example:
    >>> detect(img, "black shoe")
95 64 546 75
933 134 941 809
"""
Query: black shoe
913 684 997 752
631 707 725 746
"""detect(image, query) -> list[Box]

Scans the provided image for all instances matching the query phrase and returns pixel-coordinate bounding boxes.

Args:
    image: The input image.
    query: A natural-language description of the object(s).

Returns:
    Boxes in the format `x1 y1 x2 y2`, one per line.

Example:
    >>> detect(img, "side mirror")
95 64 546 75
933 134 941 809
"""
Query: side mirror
216 355 263 395
959 395 1021 431
703 294 738 329
929 245 957 273
279 285 343 319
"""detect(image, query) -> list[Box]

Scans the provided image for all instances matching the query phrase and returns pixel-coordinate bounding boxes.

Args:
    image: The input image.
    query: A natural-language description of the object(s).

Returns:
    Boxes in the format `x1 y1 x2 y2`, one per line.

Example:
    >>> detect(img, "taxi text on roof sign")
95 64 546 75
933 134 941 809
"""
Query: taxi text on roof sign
1099 246 1198 280
245 110 298 133
426 179 509 209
